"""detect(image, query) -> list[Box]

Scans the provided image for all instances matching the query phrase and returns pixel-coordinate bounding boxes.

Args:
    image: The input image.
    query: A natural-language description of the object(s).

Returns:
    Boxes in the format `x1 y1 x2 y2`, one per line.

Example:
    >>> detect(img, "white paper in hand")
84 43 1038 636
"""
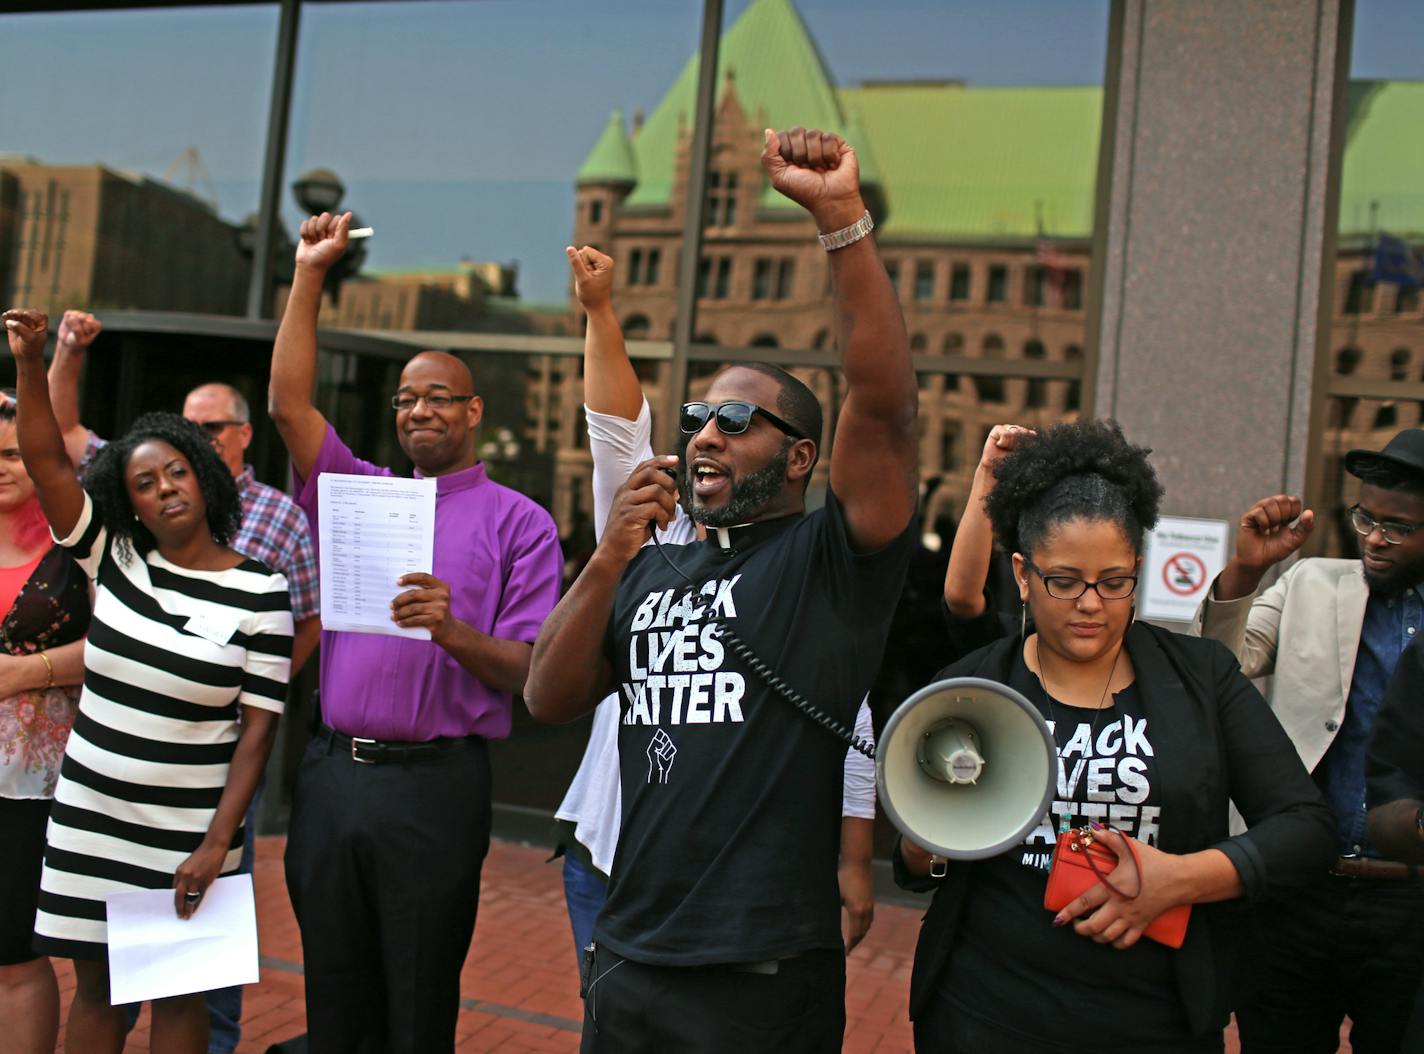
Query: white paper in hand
105 874 259 1005
317 472 437 639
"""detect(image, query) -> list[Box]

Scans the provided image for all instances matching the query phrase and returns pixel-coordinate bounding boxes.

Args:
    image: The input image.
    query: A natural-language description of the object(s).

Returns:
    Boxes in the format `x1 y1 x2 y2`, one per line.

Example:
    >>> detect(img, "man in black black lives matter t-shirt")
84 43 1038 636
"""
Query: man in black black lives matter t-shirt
526 125 919 1053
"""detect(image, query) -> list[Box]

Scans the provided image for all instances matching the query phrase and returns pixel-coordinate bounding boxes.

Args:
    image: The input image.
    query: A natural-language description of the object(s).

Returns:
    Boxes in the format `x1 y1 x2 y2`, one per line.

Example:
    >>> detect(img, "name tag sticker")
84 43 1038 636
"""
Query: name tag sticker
184 612 241 647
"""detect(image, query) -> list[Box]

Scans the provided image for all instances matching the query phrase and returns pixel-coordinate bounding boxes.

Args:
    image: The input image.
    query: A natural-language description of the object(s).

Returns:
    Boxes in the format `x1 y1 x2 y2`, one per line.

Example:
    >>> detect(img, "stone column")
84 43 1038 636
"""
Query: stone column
1089 0 1352 524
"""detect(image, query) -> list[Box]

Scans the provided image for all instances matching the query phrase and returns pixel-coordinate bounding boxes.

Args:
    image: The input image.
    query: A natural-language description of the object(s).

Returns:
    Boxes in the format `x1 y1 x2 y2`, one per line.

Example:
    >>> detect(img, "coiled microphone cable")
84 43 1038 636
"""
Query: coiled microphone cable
647 527 876 761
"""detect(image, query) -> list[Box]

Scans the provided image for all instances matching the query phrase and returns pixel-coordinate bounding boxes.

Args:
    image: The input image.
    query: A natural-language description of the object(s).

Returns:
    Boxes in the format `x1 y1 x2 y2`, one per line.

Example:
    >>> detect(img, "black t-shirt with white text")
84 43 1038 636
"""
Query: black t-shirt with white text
595 490 912 966
943 651 1192 1044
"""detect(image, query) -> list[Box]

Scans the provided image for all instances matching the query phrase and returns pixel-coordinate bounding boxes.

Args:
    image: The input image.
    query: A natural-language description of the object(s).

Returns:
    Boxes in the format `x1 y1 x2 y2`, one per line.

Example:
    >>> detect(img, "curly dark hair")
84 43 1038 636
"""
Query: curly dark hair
84 411 241 564
985 419 1164 557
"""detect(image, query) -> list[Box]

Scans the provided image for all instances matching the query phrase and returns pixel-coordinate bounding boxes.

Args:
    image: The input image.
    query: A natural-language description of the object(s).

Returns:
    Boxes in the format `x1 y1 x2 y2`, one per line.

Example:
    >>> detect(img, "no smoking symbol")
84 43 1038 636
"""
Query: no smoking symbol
1162 552 1207 596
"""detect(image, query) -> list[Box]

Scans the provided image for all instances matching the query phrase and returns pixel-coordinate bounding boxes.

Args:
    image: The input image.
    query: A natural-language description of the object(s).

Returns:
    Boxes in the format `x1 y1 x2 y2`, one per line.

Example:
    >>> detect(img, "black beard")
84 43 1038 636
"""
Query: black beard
686 445 791 528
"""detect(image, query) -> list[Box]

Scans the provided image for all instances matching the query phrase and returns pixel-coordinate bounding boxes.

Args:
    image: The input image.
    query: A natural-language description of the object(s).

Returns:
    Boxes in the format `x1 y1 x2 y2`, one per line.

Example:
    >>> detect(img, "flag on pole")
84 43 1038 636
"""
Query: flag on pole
1371 234 1424 289
1035 239 1066 289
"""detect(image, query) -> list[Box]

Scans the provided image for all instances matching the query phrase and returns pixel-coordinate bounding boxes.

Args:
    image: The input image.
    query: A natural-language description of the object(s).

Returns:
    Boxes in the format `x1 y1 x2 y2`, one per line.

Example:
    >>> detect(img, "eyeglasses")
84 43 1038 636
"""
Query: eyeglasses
679 401 807 440
1024 559 1138 601
391 392 475 412
1349 503 1423 545
196 420 245 436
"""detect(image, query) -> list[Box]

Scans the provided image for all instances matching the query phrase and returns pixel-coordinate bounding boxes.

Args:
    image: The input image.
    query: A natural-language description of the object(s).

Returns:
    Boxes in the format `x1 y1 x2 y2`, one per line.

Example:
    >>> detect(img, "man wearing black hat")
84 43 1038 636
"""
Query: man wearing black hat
1193 428 1424 1054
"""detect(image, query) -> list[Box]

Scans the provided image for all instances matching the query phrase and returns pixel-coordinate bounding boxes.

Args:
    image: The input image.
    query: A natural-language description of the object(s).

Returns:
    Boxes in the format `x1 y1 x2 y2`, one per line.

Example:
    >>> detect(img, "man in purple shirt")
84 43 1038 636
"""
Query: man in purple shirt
269 211 563 1054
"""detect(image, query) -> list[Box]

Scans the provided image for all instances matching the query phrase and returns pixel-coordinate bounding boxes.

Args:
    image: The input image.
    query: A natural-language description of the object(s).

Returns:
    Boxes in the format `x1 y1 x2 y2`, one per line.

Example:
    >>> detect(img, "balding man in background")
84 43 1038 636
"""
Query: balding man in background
47 311 321 1054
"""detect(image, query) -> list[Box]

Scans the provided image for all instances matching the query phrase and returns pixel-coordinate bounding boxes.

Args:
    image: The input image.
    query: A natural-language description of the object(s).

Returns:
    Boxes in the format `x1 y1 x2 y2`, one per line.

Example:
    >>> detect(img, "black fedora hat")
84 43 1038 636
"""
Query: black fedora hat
1345 429 1424 480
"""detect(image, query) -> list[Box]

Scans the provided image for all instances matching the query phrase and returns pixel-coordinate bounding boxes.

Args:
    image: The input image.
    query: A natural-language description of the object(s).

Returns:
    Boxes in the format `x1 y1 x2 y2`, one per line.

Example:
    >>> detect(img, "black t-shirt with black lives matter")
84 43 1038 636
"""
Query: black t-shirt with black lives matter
942 651 1194 1045
595 490 912 966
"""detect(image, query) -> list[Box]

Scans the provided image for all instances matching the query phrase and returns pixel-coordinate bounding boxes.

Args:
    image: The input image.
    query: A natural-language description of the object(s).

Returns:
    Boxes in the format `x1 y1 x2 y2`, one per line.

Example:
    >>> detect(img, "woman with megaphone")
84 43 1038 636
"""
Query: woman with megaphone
891 420 1335 1053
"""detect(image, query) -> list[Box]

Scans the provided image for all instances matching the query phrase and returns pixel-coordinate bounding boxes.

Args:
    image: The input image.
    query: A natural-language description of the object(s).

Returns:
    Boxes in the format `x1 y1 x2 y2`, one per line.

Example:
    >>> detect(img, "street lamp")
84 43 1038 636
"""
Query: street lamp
478 427 524 485
289 169 365 304
291 168 346 214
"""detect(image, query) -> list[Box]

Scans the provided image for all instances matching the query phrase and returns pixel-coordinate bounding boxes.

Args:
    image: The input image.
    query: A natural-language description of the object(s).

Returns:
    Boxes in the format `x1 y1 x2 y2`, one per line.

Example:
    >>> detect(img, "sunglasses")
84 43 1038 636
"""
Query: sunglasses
679 401 807 440
197 420 245 436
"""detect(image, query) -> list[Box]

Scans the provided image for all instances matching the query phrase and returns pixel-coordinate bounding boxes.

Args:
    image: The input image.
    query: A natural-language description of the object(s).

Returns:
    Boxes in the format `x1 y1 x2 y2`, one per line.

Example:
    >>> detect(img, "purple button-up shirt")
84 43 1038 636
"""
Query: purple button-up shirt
295 424 563 741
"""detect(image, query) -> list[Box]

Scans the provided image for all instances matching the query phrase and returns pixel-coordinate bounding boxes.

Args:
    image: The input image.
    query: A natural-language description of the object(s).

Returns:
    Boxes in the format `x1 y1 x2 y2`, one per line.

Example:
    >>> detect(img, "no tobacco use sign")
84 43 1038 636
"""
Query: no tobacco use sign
1140 516 1230 622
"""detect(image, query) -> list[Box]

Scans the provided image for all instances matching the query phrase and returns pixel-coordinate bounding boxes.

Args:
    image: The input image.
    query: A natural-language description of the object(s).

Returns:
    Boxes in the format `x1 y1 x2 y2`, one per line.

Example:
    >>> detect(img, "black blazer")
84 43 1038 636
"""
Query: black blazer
900 621 1335 1036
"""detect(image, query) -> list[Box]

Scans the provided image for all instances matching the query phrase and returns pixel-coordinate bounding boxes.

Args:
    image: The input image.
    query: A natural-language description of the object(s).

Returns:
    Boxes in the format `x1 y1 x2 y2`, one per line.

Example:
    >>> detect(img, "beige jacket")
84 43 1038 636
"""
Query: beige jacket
1192 557 1366 773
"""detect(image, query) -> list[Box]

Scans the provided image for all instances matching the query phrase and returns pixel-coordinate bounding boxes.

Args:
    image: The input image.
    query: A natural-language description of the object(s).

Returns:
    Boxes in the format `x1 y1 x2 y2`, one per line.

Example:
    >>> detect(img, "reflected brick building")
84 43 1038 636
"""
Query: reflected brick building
532 0 1422 541
0 159 249 318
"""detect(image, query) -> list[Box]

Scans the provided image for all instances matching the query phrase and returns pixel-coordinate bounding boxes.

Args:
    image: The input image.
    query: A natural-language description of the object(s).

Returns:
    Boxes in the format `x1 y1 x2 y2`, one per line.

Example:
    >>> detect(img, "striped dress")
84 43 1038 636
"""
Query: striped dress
33 493 293 959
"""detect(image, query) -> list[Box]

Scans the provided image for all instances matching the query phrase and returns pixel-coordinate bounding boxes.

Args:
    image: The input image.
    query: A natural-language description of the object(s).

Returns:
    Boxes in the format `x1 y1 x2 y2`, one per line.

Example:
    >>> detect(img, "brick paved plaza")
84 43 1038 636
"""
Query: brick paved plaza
57 836 918 1053
51 836 1342 1053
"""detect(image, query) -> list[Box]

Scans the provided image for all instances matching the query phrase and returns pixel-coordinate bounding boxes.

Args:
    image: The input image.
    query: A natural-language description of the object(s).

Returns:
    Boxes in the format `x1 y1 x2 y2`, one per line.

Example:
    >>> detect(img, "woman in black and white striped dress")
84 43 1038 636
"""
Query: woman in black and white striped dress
5 309 292 1054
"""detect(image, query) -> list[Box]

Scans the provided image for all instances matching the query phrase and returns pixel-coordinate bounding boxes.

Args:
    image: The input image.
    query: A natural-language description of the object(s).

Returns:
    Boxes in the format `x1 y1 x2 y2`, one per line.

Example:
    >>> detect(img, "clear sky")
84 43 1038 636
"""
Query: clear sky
2 0 1418 304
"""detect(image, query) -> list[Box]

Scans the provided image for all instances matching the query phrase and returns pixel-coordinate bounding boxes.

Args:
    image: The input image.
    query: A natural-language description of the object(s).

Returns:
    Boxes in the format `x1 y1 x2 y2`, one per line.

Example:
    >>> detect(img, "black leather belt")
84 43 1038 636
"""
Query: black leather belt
317 723 484 765
1331 856 1423 880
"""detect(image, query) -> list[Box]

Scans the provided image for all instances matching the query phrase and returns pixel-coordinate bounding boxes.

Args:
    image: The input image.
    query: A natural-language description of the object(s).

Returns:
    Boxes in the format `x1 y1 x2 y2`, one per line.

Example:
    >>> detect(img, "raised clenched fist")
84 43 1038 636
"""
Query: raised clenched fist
295 211 351 275
57 310 102 353
760 127 863 230
3 309 48 361
567 246 615 312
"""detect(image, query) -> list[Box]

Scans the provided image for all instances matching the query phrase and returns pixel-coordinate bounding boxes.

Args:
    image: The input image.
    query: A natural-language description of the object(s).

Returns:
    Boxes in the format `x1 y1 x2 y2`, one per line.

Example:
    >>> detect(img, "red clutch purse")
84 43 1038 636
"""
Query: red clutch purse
1042 826 1191 949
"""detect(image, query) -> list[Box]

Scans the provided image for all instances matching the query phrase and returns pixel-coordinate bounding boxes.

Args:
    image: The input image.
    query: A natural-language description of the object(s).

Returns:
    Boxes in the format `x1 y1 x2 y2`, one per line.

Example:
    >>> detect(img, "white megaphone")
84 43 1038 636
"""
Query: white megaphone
877 677 1056 860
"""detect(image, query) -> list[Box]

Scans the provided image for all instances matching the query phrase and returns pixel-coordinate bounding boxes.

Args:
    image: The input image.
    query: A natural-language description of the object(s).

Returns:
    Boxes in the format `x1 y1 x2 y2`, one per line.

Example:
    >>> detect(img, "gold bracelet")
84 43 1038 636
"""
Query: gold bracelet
36 650 54 690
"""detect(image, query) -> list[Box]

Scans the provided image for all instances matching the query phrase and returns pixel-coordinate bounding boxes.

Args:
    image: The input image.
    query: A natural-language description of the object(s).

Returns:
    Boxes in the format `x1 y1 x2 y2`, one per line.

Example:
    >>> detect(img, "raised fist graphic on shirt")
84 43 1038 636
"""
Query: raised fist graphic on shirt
646 729 677 784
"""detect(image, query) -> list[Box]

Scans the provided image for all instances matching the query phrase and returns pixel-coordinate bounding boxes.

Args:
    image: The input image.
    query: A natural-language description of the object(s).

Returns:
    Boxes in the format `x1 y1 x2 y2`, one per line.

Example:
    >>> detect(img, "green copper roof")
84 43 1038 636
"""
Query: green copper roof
577 110 637 186
590 0 1424 243
1339 81 1424 238
623 0 847 209
838 84 1101 240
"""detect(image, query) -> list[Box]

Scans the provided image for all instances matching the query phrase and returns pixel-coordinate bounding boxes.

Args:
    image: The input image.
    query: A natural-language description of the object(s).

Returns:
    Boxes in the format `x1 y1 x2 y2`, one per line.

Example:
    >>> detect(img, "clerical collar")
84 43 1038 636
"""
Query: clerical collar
699 512 801 554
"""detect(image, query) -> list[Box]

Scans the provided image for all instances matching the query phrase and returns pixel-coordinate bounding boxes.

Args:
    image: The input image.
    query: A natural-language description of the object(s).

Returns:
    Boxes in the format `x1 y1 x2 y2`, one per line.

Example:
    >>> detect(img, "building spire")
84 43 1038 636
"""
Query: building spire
576 110 637 187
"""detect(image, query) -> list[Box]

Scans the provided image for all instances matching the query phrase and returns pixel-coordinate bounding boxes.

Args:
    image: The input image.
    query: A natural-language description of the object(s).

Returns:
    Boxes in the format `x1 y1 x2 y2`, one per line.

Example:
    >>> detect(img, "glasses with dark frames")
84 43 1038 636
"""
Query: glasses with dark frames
1349 503 1424 546
391 392 475 412
197 420 245 436
679 401 807 440
1024 559 1138 601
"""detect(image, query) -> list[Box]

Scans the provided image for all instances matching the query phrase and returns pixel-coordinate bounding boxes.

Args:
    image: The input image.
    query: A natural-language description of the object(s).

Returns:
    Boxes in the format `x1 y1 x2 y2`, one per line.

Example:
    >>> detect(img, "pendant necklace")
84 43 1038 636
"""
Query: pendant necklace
1035 637 1122 835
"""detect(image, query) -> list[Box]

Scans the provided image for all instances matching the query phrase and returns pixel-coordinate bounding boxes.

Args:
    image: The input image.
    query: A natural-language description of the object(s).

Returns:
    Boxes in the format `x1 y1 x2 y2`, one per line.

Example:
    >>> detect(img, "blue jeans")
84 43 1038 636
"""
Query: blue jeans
562 854 607 970
123 788 260 1053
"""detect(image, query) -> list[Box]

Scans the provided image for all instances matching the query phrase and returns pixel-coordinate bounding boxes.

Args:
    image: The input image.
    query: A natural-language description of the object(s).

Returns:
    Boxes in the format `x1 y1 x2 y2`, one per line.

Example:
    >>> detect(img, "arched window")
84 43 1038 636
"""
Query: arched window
622 314 650 339
750 333 780 348
910 333 928 353
1064 344 1083 413
1390 347 1411 381
1335 346 1362 376
975 334 1005 402
811 328 831 351
1023 340 1047 409
940 333 963 391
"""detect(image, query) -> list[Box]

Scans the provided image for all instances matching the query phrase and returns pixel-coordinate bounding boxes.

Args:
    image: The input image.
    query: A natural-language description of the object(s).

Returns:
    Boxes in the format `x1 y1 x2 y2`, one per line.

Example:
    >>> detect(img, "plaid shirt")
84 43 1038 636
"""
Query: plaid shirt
77 433 318 620
231 466 320 622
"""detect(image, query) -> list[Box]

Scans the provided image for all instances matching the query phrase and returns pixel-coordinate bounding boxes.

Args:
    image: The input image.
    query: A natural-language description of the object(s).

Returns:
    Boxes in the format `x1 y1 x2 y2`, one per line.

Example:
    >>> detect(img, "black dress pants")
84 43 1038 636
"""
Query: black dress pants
1235 872 1424 1054
284 732 492 1054
579 944 846 1053
912 1000 1223 1054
